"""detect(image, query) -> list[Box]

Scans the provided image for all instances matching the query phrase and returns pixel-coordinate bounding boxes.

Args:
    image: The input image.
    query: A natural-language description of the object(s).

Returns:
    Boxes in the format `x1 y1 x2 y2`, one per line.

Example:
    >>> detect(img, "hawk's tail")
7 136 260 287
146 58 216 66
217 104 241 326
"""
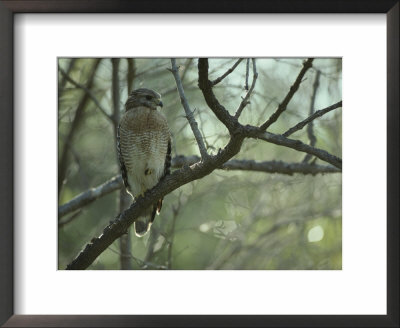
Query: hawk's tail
134 204 159 237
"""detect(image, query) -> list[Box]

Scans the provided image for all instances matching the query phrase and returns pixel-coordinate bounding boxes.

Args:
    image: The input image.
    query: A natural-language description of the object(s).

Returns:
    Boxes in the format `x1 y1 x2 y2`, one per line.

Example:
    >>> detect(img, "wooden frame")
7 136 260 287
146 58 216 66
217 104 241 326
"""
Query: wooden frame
0 1 398 327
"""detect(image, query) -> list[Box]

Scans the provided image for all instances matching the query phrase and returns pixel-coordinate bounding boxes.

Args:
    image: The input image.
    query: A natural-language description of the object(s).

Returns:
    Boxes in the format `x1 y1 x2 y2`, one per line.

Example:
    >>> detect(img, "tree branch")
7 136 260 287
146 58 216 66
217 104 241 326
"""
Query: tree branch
167 197 182 269
170 59 209 159
58 175 123 218
197 58 340 168
245 58 250 90
302 70 321 163
234 58 258 119
58 65 112 123
58 58 76 90
66 135 245 269
244 126 342 169
260 58 314 130
221 159 340 175
59 156 340 220
58 59 102 197
180 58 193 83
198 58 238 132
283 101 342 137
307 70 321 146
212 58 243 86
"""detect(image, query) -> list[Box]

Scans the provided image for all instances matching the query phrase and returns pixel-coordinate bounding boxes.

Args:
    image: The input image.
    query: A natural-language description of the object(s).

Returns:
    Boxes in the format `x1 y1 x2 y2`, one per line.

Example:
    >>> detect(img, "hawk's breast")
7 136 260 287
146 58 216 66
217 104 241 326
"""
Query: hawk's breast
119 107 170 197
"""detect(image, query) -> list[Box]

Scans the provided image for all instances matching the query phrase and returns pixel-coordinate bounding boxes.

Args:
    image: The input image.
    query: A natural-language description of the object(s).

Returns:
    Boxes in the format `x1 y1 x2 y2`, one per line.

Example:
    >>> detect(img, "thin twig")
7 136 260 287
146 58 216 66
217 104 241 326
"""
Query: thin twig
170 58 209 159
234 58 258 119
260 58 314 130
143 217 169 264
167 195 182 269
58 58 76 90
303 70 321 162
308 70 321 146
180 58 193 83
58 59 102 197
107 246 167 270
245 126 342 169
212 58 243 86
283 101 342 137
245 59 250 90
58 66 112 122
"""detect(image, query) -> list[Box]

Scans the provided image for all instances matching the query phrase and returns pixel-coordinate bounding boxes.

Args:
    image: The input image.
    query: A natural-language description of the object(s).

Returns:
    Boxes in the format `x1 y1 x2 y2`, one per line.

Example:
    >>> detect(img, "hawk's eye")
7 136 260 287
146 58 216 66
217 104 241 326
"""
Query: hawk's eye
145 95 152 101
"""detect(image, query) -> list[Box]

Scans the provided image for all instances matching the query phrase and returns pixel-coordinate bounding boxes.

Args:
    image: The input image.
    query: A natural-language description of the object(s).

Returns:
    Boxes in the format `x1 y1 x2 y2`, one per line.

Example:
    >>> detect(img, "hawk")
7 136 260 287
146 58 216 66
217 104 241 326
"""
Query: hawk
117 88 171 237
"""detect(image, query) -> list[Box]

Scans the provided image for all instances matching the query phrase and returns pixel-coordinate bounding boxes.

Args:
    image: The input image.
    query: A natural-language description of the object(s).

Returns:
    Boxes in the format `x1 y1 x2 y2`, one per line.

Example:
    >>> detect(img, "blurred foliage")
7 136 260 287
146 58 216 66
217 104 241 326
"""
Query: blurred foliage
58 58 342 270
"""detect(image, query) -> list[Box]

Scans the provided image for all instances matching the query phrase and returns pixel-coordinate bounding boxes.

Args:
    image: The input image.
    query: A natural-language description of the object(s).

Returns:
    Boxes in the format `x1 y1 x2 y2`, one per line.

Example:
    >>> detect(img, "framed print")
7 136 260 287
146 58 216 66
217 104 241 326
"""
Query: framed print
1 1 398 327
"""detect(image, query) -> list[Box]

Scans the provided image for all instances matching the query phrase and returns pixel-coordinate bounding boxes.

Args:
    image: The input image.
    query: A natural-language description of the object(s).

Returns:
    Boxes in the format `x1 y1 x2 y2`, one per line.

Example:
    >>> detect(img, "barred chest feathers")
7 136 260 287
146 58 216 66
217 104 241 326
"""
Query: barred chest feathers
118 106 170 198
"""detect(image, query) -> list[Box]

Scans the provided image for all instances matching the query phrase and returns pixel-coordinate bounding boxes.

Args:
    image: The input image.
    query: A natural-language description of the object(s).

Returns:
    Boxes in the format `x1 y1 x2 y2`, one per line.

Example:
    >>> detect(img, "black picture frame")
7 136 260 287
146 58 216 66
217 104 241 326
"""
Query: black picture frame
0 1 398 327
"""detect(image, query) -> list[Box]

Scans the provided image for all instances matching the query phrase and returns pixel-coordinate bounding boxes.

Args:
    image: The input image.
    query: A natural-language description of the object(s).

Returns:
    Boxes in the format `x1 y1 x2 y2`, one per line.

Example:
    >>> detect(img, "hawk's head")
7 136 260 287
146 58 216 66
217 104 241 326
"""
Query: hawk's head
125 88 163 111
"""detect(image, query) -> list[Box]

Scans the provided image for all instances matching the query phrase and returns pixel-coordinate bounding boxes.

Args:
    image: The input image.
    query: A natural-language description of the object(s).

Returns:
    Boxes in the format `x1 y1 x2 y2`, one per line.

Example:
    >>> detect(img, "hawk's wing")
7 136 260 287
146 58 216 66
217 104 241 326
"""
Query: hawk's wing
116 124 131 193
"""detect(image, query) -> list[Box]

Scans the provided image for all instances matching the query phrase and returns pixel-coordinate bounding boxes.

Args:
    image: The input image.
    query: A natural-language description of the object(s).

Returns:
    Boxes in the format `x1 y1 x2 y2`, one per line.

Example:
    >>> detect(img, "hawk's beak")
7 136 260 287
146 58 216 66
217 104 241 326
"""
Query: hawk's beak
158 100 163 108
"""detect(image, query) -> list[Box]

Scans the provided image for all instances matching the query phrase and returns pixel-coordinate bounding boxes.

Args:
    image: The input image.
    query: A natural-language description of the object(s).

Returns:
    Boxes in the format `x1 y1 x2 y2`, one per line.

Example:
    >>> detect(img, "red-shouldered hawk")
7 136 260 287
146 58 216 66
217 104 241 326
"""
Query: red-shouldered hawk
117 88 171 237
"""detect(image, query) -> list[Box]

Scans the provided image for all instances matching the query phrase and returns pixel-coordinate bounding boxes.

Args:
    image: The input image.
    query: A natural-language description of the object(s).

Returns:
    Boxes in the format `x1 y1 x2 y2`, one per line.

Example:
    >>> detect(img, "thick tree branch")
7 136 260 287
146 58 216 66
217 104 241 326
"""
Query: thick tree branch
283 101 343 137
198 58 238 132
170 59 209 159
212 58 243 86
66 136 245 269
260 58 314 130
